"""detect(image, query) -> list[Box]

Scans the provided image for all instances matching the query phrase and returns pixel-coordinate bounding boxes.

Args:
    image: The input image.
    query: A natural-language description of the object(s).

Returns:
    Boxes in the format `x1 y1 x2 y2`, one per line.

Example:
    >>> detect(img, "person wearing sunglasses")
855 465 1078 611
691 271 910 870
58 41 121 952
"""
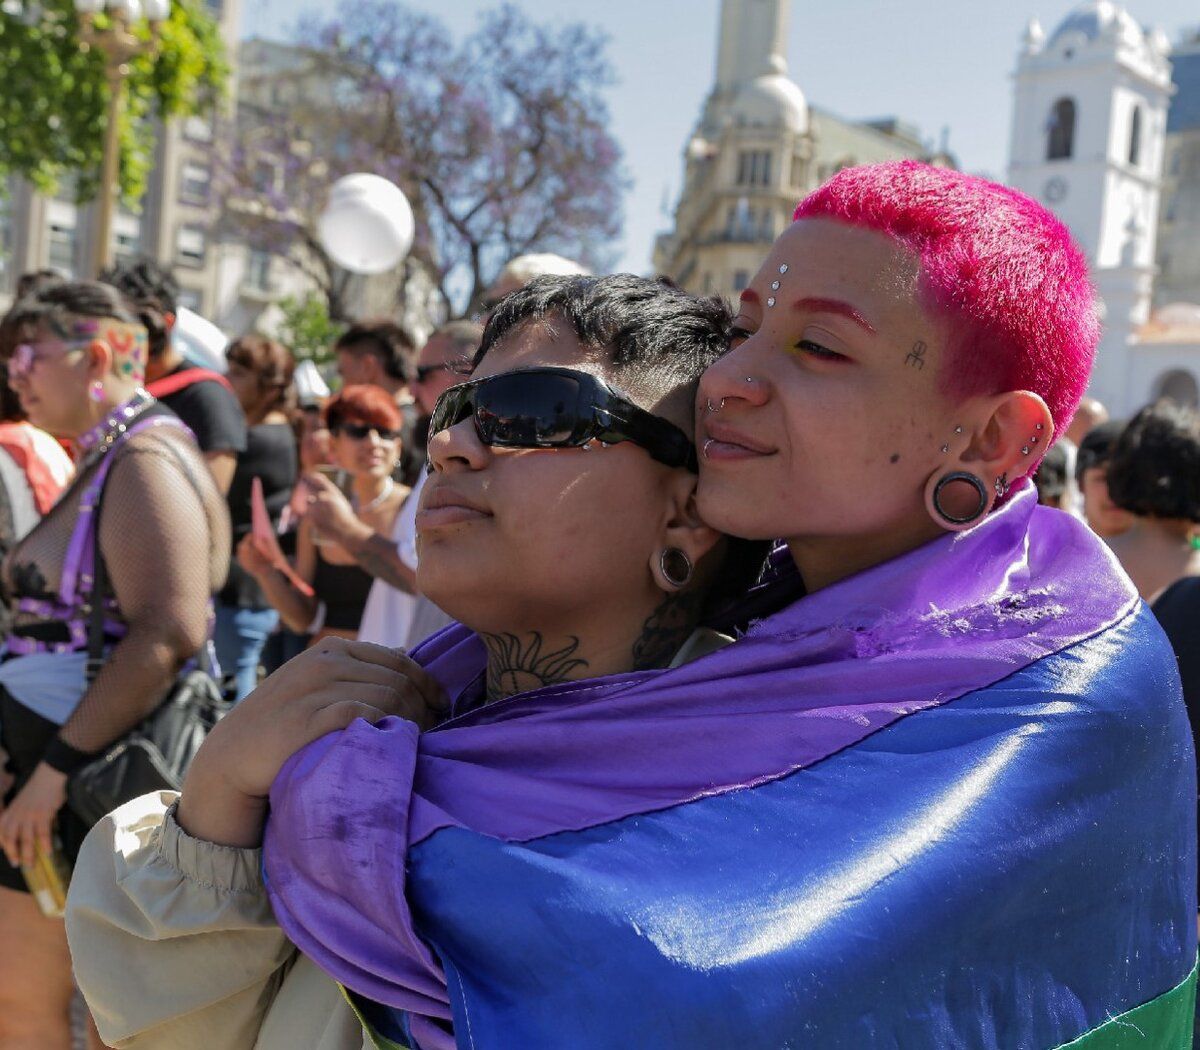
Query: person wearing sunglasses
0 280 229 1049
303 320 482 652
66 274 775 1050
238 385 411 646
250 167 1192 1048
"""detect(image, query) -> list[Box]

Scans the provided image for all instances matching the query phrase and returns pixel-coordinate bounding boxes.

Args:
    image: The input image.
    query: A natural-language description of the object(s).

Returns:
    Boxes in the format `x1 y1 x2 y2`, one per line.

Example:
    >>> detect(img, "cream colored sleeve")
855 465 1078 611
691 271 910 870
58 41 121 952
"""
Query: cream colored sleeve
65 790 297 1050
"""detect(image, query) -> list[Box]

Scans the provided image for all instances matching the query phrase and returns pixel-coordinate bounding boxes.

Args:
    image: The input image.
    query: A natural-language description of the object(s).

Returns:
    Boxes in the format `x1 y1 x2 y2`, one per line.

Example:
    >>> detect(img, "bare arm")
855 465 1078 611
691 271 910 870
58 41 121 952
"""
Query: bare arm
342 524 417 594
56 440 216 755
203 450 238 496
302 473 416 593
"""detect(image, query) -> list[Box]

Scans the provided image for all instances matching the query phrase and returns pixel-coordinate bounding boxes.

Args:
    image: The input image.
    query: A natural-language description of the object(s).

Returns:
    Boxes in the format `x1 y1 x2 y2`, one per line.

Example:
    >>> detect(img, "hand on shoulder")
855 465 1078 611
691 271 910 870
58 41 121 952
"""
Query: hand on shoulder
176 639 448 848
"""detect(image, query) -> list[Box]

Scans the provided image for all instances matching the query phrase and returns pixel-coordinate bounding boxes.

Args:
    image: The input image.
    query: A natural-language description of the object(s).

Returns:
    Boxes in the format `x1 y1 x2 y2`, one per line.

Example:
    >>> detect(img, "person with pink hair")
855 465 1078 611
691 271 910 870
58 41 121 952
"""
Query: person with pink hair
692 160 1195 1044
63 165 1195 1049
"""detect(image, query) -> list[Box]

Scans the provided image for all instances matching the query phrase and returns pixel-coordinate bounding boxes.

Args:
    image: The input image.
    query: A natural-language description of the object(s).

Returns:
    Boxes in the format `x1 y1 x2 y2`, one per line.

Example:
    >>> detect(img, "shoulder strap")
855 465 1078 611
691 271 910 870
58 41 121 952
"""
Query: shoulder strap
146 368 235 399
85 512 108 685
85 411 213 682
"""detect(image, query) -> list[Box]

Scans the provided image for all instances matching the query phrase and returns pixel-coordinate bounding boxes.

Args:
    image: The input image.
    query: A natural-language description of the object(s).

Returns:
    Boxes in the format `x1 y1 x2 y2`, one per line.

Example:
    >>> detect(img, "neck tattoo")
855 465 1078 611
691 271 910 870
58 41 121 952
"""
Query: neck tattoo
481 632 590 703
631 589 703 671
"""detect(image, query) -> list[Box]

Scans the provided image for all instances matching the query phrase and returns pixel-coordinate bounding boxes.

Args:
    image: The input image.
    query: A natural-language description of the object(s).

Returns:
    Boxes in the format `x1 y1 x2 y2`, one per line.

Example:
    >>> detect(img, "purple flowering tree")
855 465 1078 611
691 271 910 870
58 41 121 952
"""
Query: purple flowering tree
220 2 625 320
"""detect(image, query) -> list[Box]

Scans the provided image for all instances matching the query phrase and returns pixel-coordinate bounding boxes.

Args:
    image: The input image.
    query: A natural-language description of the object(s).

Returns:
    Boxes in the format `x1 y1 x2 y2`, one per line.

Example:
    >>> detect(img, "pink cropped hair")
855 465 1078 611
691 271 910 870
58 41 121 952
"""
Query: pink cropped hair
793 161 1099 437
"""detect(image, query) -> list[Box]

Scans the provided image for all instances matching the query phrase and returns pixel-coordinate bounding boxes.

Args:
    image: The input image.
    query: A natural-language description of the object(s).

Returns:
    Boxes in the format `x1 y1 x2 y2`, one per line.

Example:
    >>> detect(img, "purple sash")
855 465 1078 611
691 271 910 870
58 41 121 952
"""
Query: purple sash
8 415 188 656
263 486 1139 1026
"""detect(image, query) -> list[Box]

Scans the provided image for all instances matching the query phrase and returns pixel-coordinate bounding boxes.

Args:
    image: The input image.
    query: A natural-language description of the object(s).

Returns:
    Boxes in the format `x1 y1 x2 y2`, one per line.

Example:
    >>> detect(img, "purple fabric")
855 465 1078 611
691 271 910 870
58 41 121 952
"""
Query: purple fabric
263 487 1139 1023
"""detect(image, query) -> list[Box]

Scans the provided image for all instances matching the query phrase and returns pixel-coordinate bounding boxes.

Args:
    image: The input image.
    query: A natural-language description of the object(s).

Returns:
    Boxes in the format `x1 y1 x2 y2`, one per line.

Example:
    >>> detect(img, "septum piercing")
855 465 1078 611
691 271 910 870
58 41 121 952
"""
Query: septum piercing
706 397 727 414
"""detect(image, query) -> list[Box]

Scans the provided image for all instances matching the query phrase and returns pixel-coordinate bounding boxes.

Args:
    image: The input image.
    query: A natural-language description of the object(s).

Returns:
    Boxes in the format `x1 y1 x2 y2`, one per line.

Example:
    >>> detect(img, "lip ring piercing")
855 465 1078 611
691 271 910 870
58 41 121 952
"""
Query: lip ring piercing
703 439 715 459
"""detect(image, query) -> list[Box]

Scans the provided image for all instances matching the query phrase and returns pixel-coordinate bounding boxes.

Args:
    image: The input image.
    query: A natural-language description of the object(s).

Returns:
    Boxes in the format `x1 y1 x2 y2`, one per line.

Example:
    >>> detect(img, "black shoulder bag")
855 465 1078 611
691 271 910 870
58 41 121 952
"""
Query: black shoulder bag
65 455 230 828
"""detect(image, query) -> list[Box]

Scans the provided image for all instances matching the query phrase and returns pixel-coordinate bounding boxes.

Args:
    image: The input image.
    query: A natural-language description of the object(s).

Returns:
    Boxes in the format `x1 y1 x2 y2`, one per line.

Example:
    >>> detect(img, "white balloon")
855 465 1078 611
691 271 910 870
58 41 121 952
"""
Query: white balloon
317 173 414 276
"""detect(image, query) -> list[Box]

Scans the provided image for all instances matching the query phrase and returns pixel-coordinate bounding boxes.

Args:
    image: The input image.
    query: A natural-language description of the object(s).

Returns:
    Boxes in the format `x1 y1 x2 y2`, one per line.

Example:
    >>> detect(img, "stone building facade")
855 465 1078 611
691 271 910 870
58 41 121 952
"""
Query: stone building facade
653 0 951 298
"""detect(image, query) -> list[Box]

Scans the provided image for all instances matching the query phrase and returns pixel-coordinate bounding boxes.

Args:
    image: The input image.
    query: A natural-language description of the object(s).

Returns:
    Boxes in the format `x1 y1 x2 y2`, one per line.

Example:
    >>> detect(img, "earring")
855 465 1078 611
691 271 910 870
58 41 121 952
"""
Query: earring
994 473 1008 499
928 471 989 530
89 381 104 403
659 547 694 589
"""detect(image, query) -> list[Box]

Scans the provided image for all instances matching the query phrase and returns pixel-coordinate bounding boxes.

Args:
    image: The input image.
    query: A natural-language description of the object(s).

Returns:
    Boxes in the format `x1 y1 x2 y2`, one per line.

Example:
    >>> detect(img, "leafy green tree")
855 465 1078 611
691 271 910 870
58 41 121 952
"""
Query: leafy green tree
0 0 227 203
275 292 344 366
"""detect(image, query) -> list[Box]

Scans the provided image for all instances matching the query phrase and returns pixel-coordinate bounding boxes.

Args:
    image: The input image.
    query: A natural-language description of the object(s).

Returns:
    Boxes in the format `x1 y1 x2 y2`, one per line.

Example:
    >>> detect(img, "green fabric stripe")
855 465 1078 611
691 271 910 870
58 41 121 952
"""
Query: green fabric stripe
1054 964 1197 1049
338 984 412 1050
338 966 1197 1050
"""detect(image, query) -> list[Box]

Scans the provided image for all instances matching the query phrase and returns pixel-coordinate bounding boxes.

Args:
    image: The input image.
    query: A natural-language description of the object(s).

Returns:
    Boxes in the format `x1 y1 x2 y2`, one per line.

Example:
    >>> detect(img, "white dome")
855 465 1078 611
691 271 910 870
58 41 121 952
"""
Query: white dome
731 74 808 133
1048 0 1144 49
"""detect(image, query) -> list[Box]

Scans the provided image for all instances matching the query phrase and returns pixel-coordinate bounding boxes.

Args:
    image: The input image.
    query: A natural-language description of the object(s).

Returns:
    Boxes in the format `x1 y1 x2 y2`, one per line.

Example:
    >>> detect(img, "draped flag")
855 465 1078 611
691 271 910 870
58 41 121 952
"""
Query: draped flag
264 487 1197 1049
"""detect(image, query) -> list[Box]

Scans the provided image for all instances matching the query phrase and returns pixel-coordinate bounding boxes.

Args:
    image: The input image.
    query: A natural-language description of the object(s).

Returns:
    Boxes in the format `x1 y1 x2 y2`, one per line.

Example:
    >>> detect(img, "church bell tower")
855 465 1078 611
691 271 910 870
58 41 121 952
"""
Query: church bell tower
1007 1 1173 409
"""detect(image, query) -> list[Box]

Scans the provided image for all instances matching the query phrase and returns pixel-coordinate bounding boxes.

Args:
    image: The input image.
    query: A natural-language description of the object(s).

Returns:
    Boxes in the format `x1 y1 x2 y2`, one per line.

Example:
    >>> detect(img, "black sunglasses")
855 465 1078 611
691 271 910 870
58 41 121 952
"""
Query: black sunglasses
333 421 403 441
413 360 469 383
429 366 698 471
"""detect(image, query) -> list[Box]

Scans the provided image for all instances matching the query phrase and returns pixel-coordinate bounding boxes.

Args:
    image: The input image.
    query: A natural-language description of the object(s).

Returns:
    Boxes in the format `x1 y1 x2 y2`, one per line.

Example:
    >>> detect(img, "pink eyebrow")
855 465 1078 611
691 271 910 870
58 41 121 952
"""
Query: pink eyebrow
792 297 876 334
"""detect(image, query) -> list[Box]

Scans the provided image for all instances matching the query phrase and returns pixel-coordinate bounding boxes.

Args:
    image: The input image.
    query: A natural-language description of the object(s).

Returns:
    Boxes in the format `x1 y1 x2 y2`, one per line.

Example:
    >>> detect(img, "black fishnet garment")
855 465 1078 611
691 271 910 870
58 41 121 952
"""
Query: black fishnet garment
4 427 230 754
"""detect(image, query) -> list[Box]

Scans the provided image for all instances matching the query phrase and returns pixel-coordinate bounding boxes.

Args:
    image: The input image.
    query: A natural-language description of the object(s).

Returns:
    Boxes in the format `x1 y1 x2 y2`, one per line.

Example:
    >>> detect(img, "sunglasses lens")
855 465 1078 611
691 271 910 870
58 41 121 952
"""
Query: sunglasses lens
475 372 583 446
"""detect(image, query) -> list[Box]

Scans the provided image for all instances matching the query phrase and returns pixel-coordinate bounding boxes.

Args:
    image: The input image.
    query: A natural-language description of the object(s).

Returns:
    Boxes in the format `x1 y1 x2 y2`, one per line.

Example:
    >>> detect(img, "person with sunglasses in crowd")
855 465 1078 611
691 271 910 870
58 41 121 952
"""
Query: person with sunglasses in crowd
66 274 764 1049
254 165 1193 1046
0 281 229 1049
238 385 409 645
303 321 482 651
70 168 1195 1047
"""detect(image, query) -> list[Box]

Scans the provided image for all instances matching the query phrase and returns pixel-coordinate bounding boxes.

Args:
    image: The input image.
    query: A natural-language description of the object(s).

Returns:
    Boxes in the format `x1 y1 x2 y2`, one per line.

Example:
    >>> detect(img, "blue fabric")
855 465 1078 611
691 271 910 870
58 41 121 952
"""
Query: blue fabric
213 603 279 702
403 606 1196 1049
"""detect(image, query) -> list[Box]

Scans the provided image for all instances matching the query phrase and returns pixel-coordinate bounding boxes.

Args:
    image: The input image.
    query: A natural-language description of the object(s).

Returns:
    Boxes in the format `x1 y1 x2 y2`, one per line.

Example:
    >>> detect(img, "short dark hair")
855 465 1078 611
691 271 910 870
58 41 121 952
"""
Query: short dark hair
99 257 179 359
1074 419 1126 484
1107 401 1200 522
16 270 63 300
2 280 140 347
335 319 416 382
476 274 732 420
1033 441 1069 506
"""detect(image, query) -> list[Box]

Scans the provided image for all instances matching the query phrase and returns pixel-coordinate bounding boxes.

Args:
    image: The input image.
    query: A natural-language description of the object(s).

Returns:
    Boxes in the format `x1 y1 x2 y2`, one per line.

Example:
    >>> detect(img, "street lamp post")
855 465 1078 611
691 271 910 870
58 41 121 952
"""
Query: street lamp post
74 0 170 277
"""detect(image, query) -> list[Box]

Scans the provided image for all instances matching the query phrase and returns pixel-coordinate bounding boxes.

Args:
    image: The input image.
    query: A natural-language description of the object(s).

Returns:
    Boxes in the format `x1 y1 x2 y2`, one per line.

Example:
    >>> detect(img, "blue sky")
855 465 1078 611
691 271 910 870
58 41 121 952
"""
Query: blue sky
243 0 1198 275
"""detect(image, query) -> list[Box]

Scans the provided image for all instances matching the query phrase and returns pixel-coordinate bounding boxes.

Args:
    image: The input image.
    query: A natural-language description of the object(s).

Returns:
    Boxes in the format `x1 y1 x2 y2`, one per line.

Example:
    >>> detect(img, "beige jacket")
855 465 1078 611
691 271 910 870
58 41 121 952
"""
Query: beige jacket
65 790 368 1050
65 631 734 1049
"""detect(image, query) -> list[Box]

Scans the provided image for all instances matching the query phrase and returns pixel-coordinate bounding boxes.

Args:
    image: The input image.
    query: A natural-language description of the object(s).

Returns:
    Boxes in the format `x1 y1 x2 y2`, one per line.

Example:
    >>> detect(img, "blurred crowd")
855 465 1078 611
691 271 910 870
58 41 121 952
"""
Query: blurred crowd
1032 394 1200 721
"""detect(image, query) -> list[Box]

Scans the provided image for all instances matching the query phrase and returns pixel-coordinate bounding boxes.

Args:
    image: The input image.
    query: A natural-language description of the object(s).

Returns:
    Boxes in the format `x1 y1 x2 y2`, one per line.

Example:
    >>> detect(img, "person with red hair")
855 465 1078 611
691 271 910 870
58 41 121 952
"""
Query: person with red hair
238 384 410 644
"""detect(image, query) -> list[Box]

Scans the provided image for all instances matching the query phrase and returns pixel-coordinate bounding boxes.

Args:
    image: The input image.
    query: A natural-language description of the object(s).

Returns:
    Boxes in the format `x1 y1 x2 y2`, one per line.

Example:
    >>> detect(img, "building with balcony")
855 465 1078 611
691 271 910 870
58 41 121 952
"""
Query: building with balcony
653 0 952 298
